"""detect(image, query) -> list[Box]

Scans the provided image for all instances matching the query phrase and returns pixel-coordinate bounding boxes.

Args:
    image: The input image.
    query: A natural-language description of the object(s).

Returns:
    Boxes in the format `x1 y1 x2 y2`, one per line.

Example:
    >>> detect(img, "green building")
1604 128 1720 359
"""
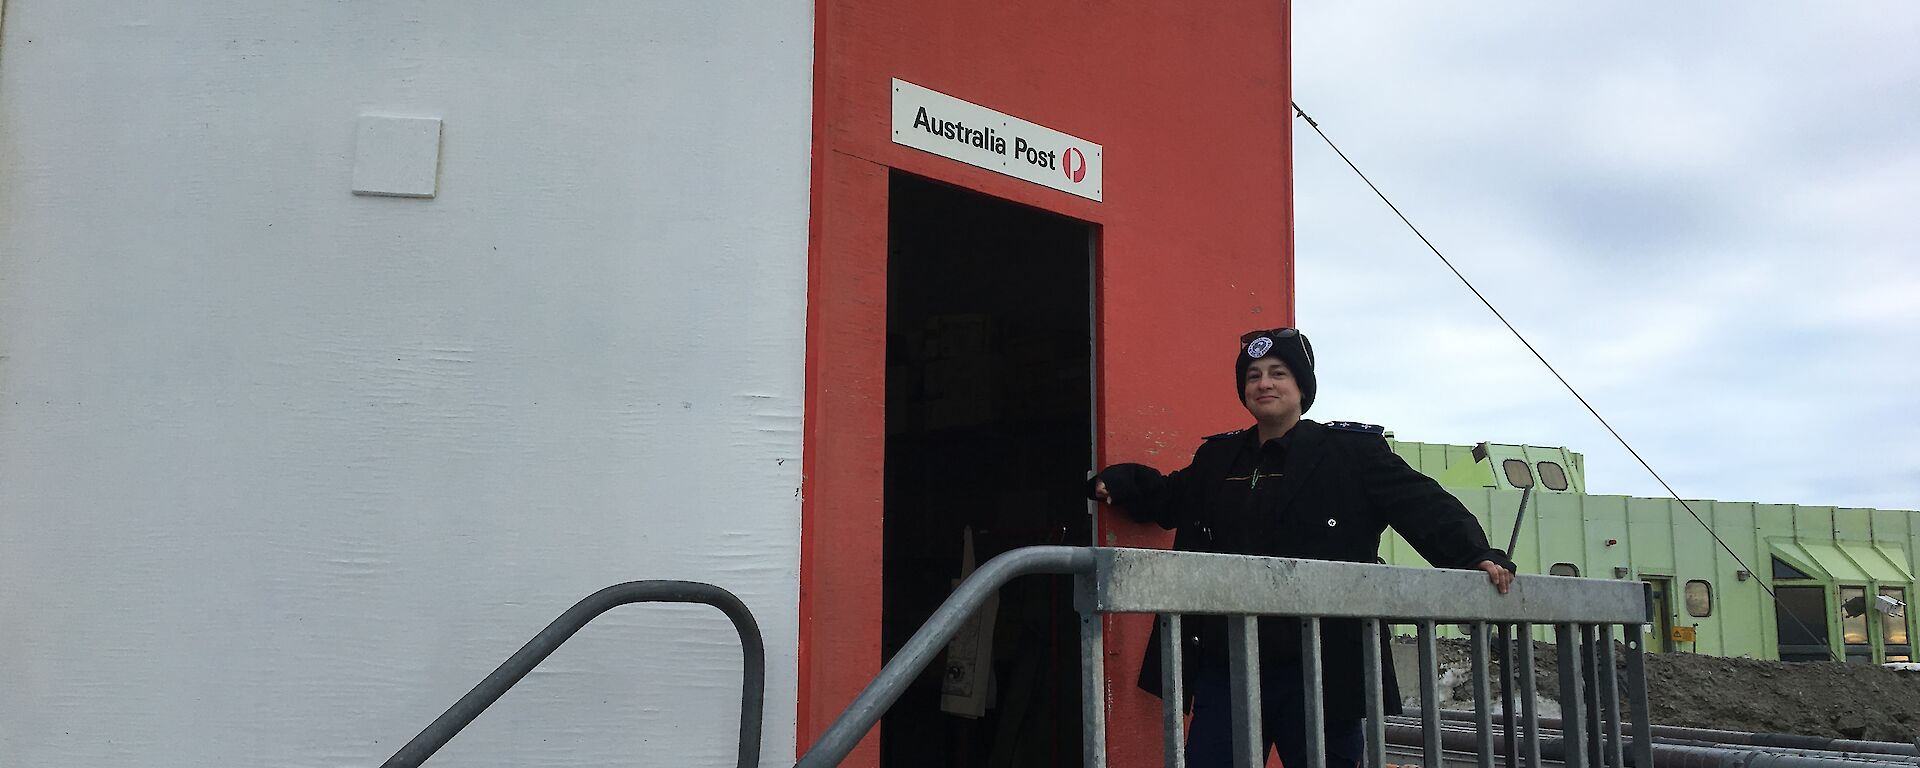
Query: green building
1384 437 1915 664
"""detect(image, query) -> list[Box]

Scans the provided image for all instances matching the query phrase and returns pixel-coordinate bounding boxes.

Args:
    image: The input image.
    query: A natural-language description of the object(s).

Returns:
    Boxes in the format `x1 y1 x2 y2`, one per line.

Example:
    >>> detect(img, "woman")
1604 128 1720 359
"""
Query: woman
1090 328 1515 768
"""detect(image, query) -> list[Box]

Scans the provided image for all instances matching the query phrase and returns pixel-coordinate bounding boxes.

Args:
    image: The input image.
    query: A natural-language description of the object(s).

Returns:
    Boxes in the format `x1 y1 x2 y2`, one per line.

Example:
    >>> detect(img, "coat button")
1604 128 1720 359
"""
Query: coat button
1326 518 1338 527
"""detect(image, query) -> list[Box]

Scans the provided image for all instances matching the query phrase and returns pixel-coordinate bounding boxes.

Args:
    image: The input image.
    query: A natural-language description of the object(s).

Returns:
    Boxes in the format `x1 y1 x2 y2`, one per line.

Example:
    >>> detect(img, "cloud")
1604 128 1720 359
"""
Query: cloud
1292 3 1920 510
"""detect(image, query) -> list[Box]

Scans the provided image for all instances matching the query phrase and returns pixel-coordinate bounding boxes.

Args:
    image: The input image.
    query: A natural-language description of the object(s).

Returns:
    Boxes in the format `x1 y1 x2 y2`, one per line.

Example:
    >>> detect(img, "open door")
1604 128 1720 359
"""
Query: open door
879 172 1096 767
1642 577 1674 652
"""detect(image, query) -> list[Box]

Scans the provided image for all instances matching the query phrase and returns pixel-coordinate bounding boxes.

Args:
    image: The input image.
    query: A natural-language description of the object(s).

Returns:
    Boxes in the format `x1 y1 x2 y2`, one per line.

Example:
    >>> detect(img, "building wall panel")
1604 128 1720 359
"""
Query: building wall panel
1798 506 1837 539
1667 500 1717 652
1836 507 1875 541
0 3 814 766
1536 494 1590 575
1622 497 1672 576
1583 496 1629 580
1872 508 1911 546
1708 502 1758 656
804 3 1294 765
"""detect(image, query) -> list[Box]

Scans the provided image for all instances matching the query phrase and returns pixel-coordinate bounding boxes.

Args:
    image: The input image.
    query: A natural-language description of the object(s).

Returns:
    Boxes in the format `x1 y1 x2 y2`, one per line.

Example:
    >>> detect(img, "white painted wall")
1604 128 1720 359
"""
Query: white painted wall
0 2 812 766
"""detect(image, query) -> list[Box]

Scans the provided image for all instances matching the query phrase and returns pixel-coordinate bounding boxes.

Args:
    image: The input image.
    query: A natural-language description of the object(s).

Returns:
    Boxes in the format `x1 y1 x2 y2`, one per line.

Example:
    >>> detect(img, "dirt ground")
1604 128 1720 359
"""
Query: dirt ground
1407 637 1920 743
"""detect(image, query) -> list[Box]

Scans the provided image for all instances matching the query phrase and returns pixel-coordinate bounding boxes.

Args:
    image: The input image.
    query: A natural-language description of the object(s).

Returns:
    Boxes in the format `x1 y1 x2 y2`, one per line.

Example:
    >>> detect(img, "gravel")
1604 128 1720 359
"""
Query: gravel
1401 637 1920 744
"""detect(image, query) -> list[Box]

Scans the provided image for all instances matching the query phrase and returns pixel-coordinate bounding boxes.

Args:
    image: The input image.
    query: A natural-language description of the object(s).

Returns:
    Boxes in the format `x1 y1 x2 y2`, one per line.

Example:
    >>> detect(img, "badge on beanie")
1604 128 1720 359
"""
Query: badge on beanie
1246 336 1273 358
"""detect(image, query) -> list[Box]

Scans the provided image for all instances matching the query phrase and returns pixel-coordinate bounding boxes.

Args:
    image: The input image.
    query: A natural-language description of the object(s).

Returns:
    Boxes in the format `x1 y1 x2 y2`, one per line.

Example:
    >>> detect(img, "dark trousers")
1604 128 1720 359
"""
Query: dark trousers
1185 657 1365 768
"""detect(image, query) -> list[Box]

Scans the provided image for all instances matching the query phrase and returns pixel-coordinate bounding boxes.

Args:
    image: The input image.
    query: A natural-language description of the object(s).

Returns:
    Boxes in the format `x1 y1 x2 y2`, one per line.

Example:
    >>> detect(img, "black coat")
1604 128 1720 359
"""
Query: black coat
1094 419 1514 720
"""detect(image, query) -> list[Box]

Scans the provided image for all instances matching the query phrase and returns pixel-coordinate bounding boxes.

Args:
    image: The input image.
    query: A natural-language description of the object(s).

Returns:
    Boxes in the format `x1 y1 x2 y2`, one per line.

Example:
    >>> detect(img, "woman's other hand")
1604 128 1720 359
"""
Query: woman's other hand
1476 560 1514 594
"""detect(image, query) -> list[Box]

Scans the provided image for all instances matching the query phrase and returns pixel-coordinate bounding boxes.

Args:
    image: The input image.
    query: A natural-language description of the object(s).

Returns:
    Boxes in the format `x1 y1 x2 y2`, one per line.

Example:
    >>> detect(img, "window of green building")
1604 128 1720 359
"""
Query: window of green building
1549 563 1579 577
1685 580 1712 617
1840 586 1872 664
1884 588 1910 645
1537 461 1569 491
1771 556 1812 581
1503 459 1534 489
1884 587 1910 663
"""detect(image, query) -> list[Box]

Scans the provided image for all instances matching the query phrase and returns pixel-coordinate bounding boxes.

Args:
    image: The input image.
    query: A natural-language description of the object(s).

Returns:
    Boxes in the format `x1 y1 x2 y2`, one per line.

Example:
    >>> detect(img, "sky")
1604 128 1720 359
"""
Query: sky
1290 5 1920 510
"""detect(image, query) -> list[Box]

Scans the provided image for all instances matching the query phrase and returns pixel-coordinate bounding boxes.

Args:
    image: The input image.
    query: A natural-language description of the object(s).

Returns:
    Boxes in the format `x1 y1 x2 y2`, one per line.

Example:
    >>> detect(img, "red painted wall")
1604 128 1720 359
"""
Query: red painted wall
801 3 1296 765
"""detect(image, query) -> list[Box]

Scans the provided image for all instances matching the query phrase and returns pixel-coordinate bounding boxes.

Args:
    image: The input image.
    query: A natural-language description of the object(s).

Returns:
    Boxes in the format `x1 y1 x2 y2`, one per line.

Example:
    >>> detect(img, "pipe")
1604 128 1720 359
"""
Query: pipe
381 580 765 768
1435 709 1920 758
1386 721 1920 768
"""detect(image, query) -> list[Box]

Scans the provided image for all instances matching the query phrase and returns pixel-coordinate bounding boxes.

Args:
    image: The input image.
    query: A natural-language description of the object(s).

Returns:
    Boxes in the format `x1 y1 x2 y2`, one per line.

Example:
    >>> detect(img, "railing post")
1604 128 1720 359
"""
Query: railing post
1471 622 1495 768
1418 621 1442 768
1499 623 1518 768
1518 622 1541 768
1160 614 1186 768
1623 621 1653 768
1598 624 1624 768
1228 616 1264 768
1363 619 1386 768
1302 617 1327 768
1583 625 1604 768
1556 622 1588 768
1078 573 1109 768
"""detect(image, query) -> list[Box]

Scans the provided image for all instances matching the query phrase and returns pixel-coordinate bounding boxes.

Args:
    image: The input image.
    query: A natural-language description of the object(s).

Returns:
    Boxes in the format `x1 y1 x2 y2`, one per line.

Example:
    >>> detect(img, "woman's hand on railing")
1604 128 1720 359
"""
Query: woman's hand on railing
1475 560 1514 595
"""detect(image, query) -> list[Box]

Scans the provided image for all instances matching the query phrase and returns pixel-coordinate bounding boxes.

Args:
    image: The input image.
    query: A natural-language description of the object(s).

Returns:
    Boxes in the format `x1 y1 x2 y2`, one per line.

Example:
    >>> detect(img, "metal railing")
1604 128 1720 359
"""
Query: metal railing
379 580 766 768
796 546 1100 768
1087 547 1653 768
376 547 1901 768
797 546 1655 768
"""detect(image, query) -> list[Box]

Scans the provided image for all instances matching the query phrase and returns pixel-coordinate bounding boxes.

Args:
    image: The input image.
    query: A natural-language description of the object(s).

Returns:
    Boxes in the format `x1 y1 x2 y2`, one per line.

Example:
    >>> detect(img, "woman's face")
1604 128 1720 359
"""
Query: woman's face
1242 358 1303 423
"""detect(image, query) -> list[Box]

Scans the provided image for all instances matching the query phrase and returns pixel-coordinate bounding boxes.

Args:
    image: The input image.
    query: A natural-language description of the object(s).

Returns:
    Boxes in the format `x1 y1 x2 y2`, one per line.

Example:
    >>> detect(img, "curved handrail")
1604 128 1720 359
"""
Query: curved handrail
379 581 766 768
794 545 1097 768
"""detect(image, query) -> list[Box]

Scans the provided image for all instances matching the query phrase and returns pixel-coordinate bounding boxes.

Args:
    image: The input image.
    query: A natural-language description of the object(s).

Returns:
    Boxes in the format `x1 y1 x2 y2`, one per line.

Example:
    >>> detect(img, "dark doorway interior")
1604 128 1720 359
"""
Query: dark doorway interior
1774 585 1832 663
1643 577 1674 653
882 171 1095 768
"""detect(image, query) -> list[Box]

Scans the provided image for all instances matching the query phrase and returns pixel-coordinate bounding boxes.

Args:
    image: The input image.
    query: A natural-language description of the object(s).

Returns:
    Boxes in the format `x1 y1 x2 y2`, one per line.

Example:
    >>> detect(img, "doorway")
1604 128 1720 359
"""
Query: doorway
880 172 1096 768
1773 585 1832 662
1642 577 1674 652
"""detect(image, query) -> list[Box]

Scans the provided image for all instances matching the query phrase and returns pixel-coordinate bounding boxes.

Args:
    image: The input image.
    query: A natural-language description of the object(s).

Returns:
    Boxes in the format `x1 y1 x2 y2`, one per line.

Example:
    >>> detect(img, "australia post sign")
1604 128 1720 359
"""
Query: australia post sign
891 79 1103 202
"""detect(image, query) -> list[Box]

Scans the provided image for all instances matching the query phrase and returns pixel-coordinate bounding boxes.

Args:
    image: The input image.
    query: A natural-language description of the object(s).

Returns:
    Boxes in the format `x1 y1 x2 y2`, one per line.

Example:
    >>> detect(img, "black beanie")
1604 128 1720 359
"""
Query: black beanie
1235 329 1316 413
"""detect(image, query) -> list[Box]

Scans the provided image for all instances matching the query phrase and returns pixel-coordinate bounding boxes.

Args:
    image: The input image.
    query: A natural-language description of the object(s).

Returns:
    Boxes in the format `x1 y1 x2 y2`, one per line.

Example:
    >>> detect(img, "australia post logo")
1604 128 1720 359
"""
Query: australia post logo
1061 147 1088 184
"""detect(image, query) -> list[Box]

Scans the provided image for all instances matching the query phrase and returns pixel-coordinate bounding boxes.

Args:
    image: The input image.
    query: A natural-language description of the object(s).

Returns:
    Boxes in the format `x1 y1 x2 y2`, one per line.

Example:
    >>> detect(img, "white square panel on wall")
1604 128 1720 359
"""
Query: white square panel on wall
352 115 443 198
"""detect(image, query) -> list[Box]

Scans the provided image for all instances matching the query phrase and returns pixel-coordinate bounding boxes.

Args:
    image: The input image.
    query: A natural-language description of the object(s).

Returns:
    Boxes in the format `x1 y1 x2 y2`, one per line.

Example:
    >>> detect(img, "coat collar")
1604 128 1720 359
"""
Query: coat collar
1238 418 1324 453
1256 419 1326 515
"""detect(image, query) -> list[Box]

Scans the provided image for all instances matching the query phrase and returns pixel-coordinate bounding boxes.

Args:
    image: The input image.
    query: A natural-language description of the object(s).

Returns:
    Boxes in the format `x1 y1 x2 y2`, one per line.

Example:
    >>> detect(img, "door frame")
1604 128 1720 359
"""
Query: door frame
1640 575 1675 652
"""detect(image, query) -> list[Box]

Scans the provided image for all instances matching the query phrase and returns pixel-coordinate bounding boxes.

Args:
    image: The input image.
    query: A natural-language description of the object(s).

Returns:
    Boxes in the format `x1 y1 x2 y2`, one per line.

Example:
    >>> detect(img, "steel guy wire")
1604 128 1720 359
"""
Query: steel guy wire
1290 100 1839 663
